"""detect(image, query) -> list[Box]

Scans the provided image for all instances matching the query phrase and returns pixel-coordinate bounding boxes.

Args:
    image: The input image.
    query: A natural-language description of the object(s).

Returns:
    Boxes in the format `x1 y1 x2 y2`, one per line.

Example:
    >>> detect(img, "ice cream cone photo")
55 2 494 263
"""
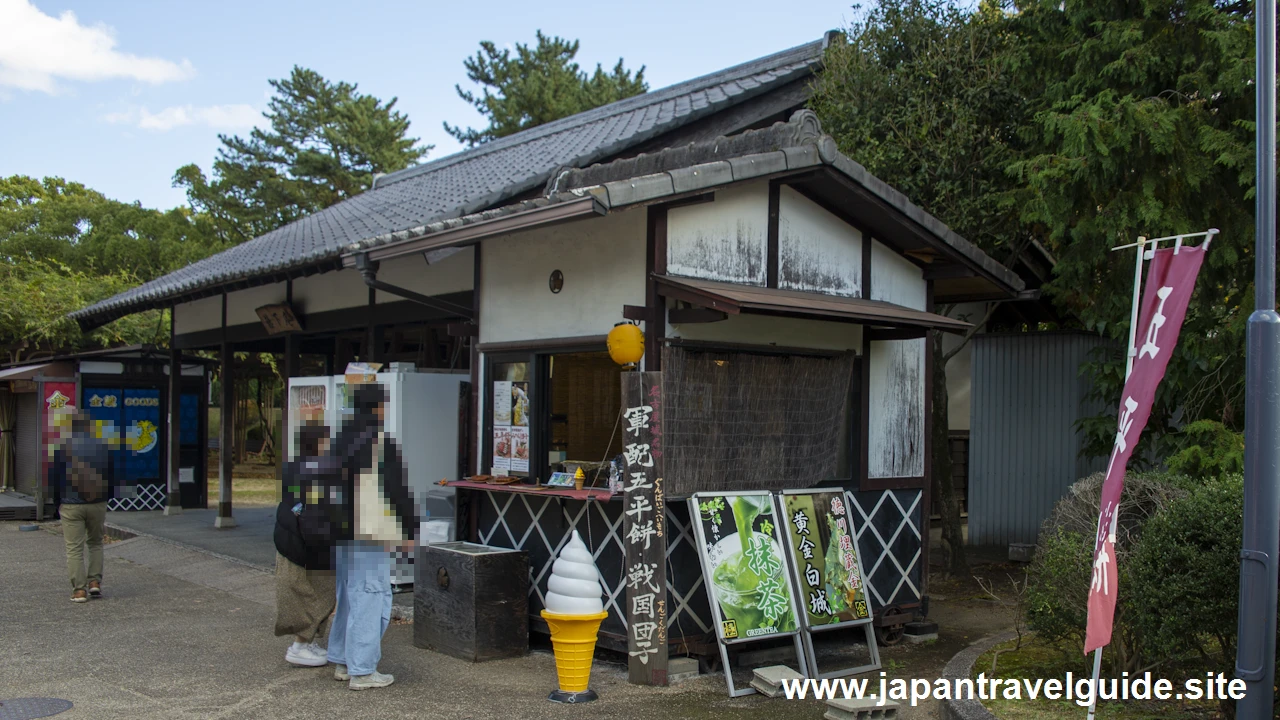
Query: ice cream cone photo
541 530 607 703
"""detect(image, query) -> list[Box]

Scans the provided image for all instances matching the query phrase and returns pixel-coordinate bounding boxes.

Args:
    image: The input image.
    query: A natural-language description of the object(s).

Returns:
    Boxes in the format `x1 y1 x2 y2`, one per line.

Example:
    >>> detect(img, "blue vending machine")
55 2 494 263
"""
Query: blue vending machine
120 388 163 510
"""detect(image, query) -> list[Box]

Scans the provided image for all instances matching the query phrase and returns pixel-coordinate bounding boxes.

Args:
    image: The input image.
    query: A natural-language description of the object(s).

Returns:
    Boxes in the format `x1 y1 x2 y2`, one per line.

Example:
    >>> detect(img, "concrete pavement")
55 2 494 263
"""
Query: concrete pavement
106 507 277 570
2 520 857 720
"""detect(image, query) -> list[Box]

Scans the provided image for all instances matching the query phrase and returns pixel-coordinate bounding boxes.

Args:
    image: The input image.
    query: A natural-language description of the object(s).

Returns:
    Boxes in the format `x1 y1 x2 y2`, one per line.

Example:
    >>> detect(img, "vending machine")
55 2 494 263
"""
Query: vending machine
286 367 467 584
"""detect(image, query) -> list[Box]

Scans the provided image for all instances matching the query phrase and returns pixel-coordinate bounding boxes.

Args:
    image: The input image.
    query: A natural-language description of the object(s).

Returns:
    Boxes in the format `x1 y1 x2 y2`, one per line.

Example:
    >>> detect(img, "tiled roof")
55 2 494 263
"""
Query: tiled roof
73 37 827 327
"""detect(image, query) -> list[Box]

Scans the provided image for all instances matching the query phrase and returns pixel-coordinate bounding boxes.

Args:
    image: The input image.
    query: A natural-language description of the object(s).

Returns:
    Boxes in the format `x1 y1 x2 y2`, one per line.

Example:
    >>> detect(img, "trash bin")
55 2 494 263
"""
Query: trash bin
413 541 529 661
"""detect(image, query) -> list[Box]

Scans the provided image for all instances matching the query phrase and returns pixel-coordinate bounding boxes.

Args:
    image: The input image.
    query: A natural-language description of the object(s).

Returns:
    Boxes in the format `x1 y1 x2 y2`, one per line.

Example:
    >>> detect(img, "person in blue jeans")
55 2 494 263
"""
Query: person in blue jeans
326 383 418 691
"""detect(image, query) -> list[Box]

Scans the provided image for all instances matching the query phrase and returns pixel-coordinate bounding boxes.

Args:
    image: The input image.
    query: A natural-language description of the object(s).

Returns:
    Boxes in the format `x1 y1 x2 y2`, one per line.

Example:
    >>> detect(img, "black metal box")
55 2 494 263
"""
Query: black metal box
414 541 529 661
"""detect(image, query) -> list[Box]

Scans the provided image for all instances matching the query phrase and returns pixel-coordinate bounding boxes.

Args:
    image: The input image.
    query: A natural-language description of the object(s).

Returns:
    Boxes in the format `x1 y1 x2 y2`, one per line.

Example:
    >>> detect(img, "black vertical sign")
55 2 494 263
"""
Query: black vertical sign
621 371 669 685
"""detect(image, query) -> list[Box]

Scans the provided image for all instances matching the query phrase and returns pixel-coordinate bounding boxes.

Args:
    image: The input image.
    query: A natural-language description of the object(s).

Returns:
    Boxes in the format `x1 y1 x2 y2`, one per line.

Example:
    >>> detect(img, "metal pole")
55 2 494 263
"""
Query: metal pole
1087 238 1146 720
1236 0 1280 714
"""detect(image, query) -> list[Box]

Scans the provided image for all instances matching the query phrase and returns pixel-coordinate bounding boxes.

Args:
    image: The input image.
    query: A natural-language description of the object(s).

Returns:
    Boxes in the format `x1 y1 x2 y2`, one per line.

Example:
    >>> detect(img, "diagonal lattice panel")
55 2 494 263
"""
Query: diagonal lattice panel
848 489 923 610
470 489 712 644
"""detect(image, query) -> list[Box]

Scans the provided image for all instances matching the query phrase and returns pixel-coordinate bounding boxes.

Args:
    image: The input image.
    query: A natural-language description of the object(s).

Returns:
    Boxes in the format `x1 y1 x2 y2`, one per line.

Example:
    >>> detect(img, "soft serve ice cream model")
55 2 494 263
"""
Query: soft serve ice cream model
541 530 608 702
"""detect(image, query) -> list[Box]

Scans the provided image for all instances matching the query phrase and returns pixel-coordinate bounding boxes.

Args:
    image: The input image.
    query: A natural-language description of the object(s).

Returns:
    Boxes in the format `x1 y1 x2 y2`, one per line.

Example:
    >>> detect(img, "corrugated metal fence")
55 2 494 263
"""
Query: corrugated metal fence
968 331 1113 546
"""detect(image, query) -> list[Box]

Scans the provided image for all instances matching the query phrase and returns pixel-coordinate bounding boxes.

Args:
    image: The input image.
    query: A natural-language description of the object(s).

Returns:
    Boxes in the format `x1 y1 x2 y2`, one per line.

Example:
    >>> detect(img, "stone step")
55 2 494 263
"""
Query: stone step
824 696 900 719
750 664 805 698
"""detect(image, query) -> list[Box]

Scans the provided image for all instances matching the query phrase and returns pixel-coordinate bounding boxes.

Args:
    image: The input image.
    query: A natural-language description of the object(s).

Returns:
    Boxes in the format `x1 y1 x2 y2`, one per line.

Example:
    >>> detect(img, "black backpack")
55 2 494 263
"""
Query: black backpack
274 454 348 570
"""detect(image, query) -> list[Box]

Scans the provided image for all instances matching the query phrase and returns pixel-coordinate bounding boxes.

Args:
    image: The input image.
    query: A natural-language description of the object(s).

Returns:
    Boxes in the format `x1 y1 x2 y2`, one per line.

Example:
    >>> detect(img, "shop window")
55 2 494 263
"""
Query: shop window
484 349 624 482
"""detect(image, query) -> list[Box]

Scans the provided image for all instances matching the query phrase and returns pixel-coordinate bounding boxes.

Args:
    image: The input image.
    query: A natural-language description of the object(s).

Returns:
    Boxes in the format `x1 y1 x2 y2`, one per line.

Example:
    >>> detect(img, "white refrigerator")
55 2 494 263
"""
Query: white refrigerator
287 368 468 584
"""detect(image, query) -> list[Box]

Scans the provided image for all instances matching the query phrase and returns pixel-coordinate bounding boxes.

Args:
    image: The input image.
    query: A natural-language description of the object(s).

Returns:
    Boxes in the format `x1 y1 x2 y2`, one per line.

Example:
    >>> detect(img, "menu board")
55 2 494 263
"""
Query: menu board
492 381 530 474
691 492 799 642
492 426 511 472
780 491 871 628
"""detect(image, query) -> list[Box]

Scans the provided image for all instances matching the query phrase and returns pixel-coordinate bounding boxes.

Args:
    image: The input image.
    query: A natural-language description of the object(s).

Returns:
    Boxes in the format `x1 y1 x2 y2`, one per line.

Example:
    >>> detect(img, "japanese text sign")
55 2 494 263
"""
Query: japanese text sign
621 371 668 685
692 492 800 643
1085 244 1206 654
781 491 871 628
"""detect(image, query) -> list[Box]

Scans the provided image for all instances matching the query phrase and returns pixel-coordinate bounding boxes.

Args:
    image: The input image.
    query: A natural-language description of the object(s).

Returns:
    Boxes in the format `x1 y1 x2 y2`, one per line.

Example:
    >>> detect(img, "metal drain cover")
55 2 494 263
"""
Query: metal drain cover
0 698 73 720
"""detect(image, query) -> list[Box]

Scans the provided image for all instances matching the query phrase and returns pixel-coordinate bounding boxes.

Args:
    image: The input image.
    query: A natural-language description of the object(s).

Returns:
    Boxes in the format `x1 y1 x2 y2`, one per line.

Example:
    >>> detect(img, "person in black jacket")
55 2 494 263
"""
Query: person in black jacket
51 410 114 603
327 383 419 691
273 424 338 667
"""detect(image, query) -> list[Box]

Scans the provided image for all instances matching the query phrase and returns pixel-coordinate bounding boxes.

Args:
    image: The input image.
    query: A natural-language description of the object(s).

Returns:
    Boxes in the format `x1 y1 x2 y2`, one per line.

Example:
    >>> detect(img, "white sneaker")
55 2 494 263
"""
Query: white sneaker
285 641 328 667
348 671 394 690
333 664 350 681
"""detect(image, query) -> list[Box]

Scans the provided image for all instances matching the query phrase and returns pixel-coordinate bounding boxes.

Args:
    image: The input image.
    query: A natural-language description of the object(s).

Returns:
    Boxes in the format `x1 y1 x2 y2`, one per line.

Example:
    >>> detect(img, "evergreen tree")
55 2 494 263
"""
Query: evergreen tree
1006 0 1257 454
444 31 647 146
175 67 430 244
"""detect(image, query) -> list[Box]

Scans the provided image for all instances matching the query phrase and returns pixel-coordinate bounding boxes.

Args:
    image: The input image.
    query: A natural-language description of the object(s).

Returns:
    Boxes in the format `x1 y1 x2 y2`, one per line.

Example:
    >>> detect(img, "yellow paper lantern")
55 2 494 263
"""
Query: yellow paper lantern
607 322 645 366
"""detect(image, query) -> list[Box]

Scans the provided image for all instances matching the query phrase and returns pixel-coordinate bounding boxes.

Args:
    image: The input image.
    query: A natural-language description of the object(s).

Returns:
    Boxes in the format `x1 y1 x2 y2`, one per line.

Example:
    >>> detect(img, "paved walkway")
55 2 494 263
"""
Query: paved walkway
2 520 844 720
106 506 277 569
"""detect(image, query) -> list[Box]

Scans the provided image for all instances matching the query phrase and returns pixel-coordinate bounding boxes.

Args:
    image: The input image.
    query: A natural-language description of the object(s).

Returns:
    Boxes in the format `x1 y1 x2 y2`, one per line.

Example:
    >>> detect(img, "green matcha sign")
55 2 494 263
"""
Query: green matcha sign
780 490 872 628
691 492 800 643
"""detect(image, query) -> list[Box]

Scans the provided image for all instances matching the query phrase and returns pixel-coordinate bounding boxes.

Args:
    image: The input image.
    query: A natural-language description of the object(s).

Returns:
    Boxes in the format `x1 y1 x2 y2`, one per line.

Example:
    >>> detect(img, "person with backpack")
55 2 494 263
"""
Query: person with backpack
273 423 339 667
51 410 114 603
326 383 419 691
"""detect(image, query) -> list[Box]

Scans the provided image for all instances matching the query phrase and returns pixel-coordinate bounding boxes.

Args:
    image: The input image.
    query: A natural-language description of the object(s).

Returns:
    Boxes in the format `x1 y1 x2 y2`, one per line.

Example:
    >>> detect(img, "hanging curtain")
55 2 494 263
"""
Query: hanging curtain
0 388 14 492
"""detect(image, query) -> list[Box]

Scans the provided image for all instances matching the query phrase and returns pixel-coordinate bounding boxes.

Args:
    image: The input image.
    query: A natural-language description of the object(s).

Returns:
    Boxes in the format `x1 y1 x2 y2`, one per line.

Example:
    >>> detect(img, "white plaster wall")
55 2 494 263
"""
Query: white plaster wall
173 295 223 335
870 240 927 310
225 282 288 326
667 183 768 285
868 338 926 478
479 208 646 344
291 269 368 316
777 186 862 297
374 248 474 303
668 312 863 352
941 302 987 432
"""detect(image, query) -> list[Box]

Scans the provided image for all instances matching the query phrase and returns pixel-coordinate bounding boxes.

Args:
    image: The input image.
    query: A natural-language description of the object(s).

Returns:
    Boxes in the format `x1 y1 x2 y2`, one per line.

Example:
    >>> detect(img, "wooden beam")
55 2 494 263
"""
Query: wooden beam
645 206 668 371
766 180 781 288
447 322 479 337
216 293 236 528
622 305 651 322
867 327 926 342
164 315 182 516
666 307 728 324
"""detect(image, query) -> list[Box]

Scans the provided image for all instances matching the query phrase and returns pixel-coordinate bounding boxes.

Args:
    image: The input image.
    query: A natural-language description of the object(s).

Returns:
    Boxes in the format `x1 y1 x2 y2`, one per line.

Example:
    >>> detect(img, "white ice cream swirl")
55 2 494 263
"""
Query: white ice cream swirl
544 530 604 615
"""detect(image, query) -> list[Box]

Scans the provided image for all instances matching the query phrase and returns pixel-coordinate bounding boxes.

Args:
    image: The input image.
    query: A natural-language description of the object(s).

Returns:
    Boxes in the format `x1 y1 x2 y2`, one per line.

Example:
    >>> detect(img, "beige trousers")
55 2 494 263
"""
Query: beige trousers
274 553 337 642
60 502 106 591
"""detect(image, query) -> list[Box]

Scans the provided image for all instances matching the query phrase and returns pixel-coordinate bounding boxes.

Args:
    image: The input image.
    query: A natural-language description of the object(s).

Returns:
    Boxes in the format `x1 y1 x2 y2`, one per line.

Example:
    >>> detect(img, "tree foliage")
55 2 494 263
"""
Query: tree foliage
1006 0 1258 454
175 66 430 244
0 175 221 282
0 258 168 363
444 31 648 147
809 0 1027 258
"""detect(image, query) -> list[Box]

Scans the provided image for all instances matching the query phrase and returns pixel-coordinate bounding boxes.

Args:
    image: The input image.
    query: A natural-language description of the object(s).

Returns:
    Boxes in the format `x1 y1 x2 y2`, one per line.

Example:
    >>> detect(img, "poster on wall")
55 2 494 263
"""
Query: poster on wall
40 381 77 496
492 427 511 473
511 382 529 427
690 492 800 643
493 381 512 425
509 426 529 473
780 490 871 628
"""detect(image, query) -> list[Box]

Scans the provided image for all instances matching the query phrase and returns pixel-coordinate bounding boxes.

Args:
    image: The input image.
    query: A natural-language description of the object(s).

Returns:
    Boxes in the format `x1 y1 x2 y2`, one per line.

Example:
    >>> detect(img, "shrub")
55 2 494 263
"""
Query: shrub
1128 475 1242 670
1026 471 1190 673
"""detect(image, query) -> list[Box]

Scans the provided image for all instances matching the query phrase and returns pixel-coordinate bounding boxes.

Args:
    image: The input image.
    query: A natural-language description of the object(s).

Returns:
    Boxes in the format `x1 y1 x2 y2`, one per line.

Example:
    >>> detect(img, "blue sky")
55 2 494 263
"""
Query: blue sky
0 0 857 210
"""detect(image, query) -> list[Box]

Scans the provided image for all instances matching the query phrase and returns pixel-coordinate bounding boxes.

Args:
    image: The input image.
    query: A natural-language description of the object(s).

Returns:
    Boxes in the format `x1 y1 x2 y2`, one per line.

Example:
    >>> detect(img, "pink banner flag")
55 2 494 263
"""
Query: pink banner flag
1084 244 1207 654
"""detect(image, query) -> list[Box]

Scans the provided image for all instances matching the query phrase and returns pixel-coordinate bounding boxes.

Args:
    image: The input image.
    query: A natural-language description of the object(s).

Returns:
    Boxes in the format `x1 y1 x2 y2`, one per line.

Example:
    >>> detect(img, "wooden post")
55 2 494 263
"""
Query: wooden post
621 371 669 685
164 335 183 516
215 294 236 529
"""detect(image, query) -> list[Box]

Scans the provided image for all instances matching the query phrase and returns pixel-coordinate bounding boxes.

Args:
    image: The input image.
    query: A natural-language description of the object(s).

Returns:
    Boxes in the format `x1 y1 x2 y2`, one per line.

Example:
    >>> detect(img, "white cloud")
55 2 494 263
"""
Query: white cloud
104 103 260 132
0 0 194 93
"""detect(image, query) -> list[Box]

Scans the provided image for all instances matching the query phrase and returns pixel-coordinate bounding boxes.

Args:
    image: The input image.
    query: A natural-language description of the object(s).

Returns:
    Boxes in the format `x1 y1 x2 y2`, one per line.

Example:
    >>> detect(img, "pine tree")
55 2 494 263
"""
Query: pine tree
444 31 647 146
175 67 430 244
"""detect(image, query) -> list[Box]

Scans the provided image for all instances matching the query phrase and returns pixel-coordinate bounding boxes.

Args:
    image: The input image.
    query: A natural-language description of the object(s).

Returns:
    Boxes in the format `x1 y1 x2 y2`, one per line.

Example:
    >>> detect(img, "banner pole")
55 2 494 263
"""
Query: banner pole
1086 236 1146 720
1236 0 1280 713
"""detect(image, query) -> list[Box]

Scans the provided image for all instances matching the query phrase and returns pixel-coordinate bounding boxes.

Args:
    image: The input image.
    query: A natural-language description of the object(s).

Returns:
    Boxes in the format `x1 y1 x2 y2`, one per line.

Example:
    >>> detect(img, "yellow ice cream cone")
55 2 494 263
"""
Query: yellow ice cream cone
541 609 608 700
